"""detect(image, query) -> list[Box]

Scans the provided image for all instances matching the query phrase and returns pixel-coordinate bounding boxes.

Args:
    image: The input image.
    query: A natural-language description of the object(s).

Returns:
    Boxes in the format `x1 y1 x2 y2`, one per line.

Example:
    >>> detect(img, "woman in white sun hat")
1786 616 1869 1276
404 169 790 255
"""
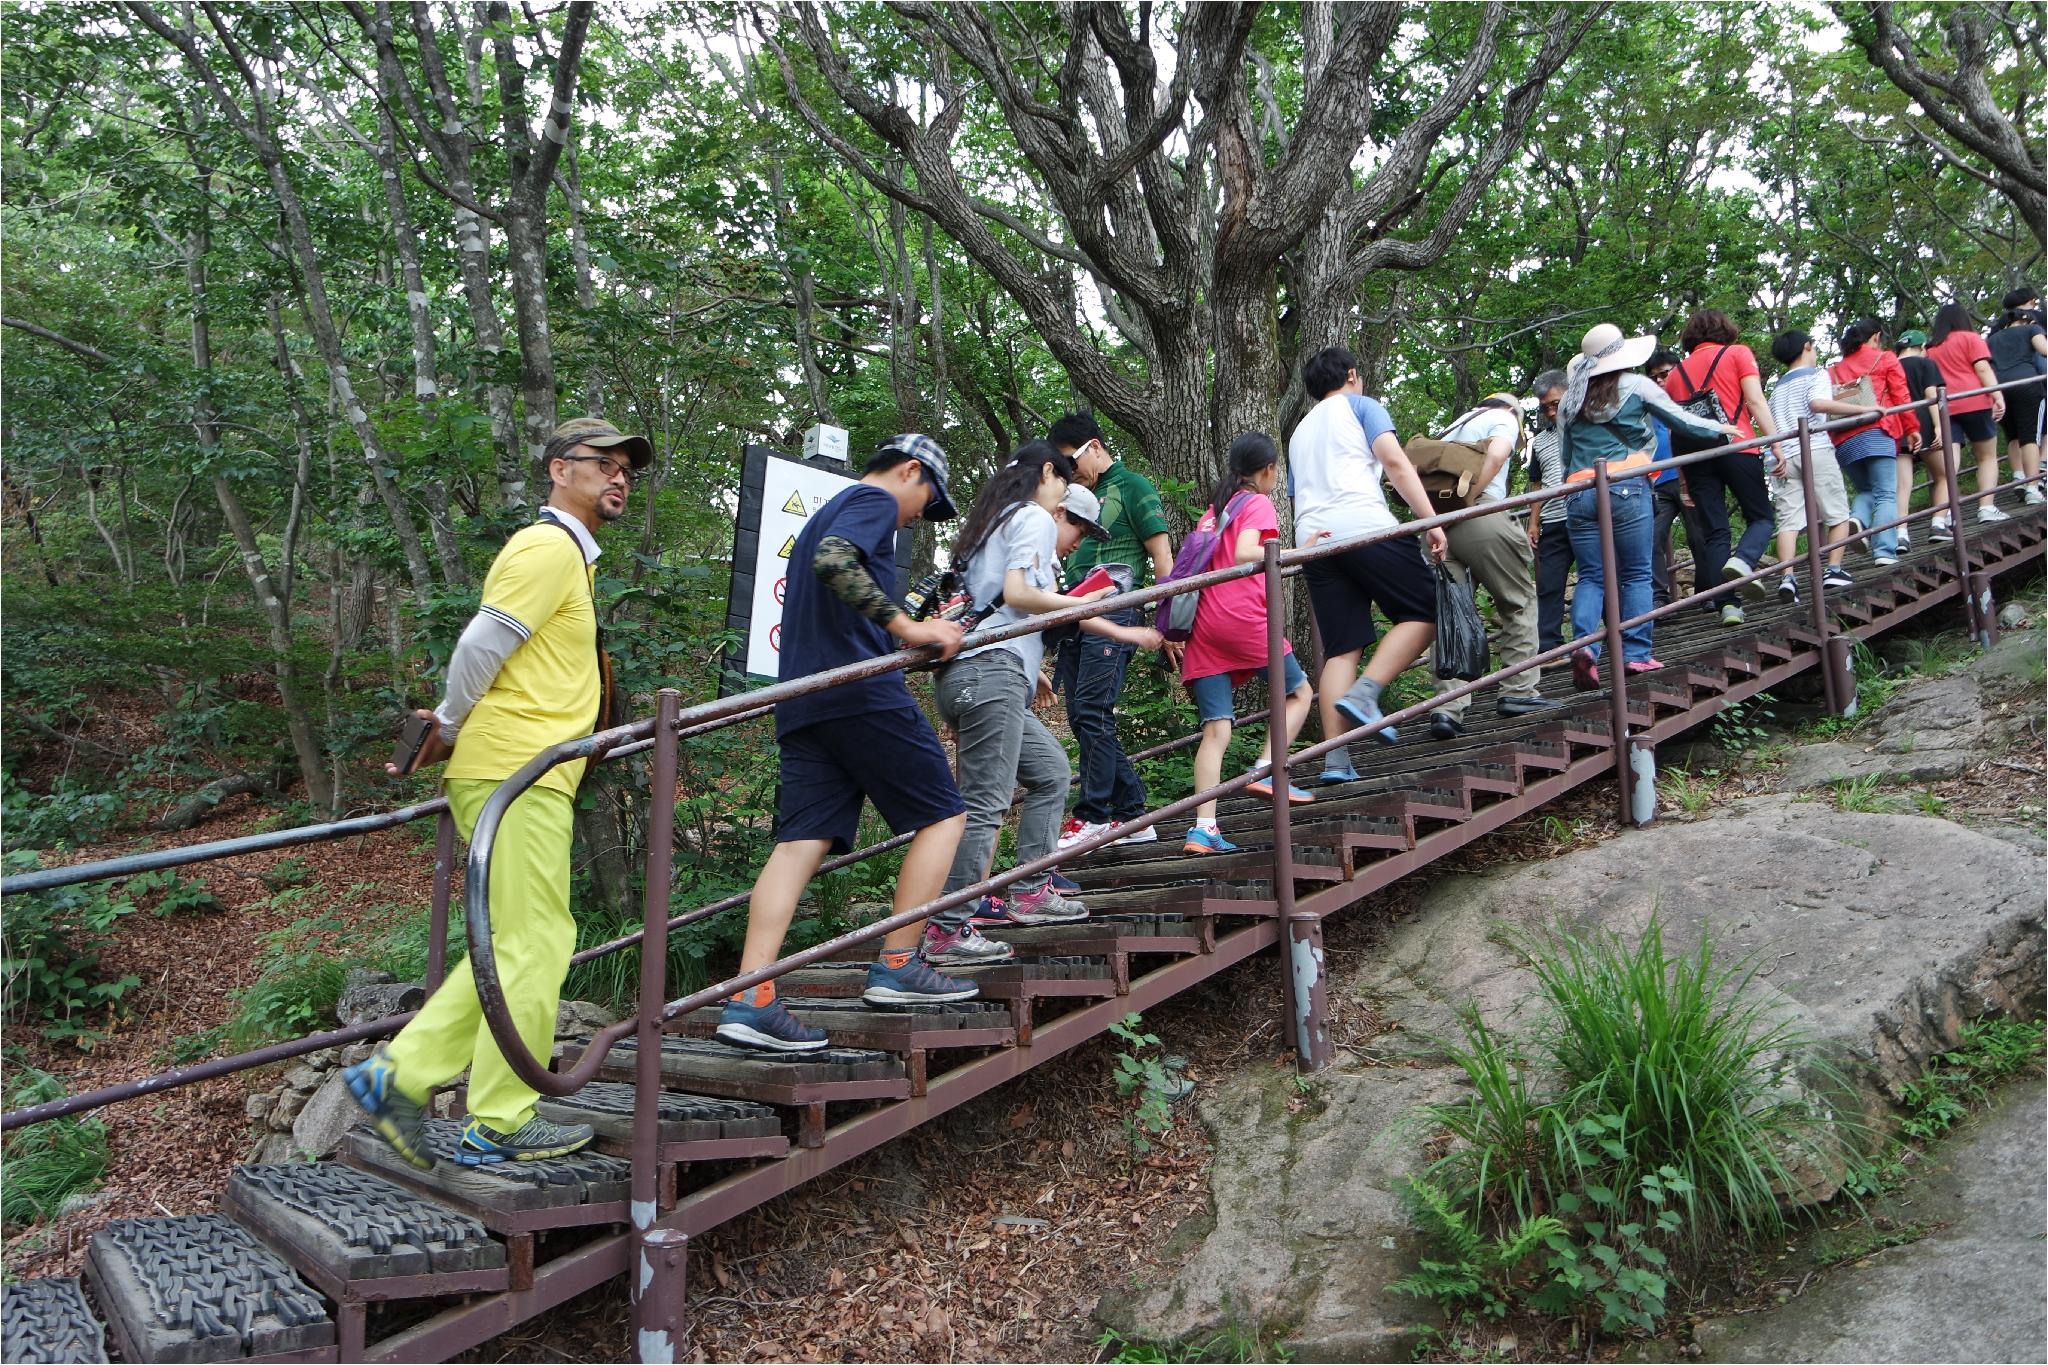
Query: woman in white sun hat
1556 323 1740 689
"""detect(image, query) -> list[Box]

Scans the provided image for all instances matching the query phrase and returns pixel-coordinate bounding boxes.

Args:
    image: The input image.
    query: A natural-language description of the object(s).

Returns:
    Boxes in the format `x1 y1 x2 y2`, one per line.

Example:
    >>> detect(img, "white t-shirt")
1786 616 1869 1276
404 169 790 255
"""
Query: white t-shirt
1440 406 1521 502
1290 393 1400 545
959 501 1059 677
1768 367 1836 464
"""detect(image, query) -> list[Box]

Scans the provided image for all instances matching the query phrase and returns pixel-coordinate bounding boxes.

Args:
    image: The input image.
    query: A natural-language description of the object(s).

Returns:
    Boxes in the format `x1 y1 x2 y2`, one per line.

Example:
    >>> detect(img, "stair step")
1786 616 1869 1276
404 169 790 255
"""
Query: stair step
674 996 1016 1053
342 1120 631 1228
2 1277 108 1364
580 1036 910 1105
85 1214 334 1363
533 1080 783 1149
1067 848 1340 888
223 1163 507 1297
777 956 1114 1001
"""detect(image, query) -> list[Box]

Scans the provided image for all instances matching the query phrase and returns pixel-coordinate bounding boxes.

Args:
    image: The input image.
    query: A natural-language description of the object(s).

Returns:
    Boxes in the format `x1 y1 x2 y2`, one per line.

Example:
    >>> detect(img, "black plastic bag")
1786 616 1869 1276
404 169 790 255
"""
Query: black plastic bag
1433 563 1490 681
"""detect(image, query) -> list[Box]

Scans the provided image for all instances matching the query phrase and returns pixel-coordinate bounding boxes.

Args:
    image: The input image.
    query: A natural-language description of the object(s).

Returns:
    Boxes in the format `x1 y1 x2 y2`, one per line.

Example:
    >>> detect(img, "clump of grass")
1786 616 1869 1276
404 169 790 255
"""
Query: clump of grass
1395 918 1850 1341
1 1068 110 1226
1831 774 1906 814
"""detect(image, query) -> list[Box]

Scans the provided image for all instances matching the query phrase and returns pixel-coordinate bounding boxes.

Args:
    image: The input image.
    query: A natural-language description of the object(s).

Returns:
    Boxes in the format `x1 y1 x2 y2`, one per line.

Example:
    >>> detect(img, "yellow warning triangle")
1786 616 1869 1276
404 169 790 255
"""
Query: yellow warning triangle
781 491 807 516
777 534 796 559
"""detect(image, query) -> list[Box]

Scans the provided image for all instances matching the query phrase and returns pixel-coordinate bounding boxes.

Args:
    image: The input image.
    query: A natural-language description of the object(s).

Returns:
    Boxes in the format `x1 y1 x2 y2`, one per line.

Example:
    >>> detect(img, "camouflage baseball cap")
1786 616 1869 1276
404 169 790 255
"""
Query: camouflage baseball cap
549 416 654 471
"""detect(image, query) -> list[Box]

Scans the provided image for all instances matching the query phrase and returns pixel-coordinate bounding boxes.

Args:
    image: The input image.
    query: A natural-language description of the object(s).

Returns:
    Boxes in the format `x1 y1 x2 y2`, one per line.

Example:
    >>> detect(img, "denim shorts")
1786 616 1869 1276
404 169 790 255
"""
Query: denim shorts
1187 652 1308 724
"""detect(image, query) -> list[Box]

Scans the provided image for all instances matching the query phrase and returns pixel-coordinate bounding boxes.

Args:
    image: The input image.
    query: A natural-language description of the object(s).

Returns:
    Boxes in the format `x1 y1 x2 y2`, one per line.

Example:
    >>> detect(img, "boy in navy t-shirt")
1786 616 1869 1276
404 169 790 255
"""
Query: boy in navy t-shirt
717 436 978 1052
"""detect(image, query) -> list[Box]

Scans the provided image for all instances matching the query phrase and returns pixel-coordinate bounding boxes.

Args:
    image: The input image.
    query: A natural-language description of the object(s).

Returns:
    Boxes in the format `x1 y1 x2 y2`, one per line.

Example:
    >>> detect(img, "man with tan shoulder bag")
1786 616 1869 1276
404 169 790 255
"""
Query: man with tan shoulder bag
1411 395 1561 739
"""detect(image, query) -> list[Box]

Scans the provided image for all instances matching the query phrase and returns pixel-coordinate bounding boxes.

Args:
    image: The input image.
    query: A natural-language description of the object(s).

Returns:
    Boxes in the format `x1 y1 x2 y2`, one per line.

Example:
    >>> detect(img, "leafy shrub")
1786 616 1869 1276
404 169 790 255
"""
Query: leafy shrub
1 771 127 851
1898 1016 2044 1140
1 852 141 1042
1395 918 1846 1341
225 907 434 1048
1 1068 110 1226
124 870 223 918
1108 1012 1188 1156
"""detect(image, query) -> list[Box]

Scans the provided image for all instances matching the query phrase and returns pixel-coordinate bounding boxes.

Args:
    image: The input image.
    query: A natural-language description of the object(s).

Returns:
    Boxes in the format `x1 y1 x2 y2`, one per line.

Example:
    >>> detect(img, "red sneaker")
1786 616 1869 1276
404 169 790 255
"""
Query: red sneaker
1571 647 1600 691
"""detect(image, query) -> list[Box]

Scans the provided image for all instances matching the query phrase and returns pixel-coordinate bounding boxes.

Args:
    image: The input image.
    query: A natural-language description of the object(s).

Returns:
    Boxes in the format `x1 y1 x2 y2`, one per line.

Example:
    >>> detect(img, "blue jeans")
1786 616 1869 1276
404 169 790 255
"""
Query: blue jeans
1683 452 1774 607
1055 608 1146 823
1842 449 1899 560
1566 480 1655 664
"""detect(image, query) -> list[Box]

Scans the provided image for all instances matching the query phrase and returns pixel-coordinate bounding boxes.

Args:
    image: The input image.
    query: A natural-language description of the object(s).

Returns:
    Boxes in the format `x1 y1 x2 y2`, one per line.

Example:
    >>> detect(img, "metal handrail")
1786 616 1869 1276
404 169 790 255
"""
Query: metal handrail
7 374 2040 1127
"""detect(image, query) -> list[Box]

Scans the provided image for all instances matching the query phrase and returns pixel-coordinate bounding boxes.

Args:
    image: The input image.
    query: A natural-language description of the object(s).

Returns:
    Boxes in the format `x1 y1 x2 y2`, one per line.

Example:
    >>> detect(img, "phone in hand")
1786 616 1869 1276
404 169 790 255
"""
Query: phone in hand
390 713 436 776
1071 565 1117 598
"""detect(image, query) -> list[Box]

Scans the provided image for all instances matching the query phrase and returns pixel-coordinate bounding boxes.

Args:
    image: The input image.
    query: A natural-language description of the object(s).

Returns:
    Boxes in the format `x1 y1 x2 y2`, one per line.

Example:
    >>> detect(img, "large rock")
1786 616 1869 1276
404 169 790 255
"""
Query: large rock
1695 1080 2047 1363
1779 674 1986 789
335 969 426 1028
555 999 618 1039
1096 1065 1459 1362
1118 796 2043 1360
291 1072 366 1159
1360 796 2044 1115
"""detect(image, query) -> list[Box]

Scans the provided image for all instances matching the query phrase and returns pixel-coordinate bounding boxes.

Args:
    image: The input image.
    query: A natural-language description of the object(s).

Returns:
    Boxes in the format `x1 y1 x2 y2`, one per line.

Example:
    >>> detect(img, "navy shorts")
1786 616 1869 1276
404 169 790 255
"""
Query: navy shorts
1951 409 1998 444
1187 653 1308 724
774 709 965 853
1303 537 1437 656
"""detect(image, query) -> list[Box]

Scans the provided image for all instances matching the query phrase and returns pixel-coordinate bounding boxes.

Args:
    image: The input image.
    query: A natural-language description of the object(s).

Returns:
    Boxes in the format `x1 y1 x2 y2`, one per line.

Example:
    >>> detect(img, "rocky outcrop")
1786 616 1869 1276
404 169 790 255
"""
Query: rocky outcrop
1105 796 2044 1359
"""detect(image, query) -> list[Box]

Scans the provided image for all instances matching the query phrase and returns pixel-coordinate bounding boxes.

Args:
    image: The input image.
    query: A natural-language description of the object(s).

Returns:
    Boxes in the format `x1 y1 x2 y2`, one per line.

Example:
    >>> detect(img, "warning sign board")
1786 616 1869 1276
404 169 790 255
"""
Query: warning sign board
722 445 914 693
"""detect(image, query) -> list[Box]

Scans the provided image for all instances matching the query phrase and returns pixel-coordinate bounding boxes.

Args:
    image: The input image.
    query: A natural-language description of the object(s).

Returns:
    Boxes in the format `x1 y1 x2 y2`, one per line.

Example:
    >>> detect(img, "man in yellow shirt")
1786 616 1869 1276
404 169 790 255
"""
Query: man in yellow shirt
345 416 648 1168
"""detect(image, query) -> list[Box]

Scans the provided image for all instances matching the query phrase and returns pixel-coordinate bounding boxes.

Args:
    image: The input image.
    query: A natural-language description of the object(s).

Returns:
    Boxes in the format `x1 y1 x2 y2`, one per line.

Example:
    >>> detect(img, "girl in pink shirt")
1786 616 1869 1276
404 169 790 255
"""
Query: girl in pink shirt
1180 433 1315 854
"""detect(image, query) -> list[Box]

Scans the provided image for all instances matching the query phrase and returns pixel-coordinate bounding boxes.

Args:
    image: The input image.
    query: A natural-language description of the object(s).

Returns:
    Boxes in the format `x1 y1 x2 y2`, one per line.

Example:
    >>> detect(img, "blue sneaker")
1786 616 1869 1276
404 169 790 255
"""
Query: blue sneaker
1246 772 1314 804
454 1113 595 1165
716 996 830 1053
1318 762 1362 785
1334 682 1399 745
1047 872 1083 894
342 1046 434 1171
864 953 978 1006
1183 826 1239 855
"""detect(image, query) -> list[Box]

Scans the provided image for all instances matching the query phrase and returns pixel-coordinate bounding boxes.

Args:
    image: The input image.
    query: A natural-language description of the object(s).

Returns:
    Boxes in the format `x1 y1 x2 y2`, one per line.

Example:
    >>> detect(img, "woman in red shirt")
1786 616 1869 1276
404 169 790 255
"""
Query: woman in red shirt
1179 433 1315 854
1663 310 1783 626
1829 319 1917 565
1926 302 2010 530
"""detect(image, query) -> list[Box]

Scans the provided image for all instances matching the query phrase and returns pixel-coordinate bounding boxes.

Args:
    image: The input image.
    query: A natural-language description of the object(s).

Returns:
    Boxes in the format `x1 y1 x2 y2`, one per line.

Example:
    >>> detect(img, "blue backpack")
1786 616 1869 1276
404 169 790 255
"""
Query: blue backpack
1155 492 1251 642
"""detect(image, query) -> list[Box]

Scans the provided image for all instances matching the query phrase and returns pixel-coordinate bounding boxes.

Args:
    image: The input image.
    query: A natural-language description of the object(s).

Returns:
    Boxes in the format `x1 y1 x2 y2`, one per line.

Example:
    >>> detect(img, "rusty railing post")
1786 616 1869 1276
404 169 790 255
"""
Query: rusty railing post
631 688 684 1360
426 809 455 991
1265 540 1328 1070
1591 462 1635 824
1933 386 1982 643
1796 417 1844 714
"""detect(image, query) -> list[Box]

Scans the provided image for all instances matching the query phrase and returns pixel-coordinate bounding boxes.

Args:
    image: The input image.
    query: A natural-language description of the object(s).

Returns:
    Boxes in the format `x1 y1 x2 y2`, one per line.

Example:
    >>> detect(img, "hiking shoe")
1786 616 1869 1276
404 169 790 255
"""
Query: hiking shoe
1822 566 1855 590
1054 817 1098 851
1427 712 1465 741
1571 647 1600 691
1720 603 1747 627
1113 821 1158 845
1047 871 1083 893
1777 572 1799 604
1722 554 1754 585
1497 695 1562 716
715 996 830 1053
1928 518 1953 543
923 920 1016 964
342 1047 434 1171
455 1114 595 1165
1004 880 1088 924
864 953 978 1005
1183 825 1239 855
1978 504 2012 524
1333 681 1399 745
1246 771 1314 803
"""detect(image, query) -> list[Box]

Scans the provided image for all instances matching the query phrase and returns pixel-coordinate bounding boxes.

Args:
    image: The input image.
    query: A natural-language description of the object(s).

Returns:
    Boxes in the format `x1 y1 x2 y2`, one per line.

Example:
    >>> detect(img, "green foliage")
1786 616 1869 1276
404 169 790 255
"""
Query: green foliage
1829 774 1906 814
225 906 429 1048
1 771 127 852
0 853 141 1044
1656 766 1720 816
1108 1012 1187 1156
1396 918 1847 1342
1806 643 1899 738
123 870 223 918
1093 1325 1293 1364
1710 697 1776 755
1 1068 110 1226
1898 1017 2045 1141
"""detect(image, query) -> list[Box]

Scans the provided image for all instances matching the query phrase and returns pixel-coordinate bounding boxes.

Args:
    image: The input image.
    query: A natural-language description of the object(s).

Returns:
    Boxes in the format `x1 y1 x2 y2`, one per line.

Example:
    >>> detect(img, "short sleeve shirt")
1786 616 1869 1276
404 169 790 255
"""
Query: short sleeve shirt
1289 393 1399 543
1900 355 1941 440
1928 330 1995 413
1180 491 1288 684
1066 461 1170 585
959 502 1059 678
1666 343 1763 439
1768 367 1835 463
1440 406 1520 501
1988 325 2045 381
445 517 600 796
774 483 918 737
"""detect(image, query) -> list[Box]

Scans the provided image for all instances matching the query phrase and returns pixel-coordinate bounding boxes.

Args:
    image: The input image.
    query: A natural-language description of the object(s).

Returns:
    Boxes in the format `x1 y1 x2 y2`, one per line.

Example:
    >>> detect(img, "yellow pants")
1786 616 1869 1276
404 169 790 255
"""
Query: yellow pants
385 778 576 1132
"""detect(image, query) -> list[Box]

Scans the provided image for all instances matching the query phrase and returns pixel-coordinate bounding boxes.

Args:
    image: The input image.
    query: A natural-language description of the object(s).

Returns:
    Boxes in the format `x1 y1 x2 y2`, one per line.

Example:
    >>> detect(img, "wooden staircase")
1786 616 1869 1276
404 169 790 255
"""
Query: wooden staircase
3 498 2040 1364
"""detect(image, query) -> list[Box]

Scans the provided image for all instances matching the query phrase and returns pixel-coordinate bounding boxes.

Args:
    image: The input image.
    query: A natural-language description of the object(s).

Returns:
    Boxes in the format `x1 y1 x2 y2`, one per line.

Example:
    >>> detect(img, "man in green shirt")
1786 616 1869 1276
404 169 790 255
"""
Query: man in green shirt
1049 413 1173 849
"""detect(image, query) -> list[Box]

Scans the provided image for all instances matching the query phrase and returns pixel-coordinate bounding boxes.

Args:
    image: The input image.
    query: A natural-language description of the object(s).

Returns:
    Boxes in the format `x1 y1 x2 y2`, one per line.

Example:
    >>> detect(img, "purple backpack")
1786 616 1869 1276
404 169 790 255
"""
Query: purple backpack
1156 492 1251 642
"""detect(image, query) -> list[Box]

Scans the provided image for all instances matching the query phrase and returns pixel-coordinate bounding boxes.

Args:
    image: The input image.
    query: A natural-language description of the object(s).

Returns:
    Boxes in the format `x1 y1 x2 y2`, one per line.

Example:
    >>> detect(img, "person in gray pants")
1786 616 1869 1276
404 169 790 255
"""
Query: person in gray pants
1428 394 1562 740
925 447 1147 964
